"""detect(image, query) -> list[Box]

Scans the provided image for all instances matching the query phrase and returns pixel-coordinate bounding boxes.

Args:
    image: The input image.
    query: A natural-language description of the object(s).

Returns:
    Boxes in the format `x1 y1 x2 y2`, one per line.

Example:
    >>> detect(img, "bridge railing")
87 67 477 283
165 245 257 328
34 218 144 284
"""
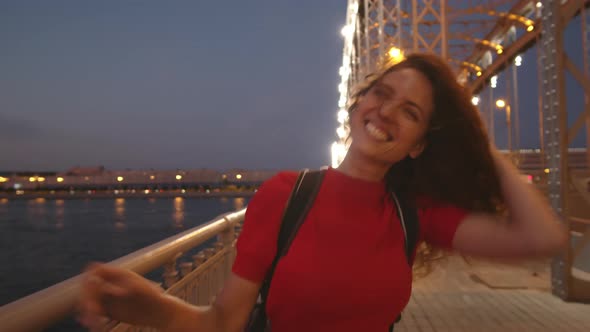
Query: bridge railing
0 208 246 332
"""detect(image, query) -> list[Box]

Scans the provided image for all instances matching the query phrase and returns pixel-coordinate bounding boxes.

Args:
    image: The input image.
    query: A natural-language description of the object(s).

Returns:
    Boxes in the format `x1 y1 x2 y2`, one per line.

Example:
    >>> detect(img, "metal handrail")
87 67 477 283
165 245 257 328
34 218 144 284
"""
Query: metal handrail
0 208 246 332
570 216 590 225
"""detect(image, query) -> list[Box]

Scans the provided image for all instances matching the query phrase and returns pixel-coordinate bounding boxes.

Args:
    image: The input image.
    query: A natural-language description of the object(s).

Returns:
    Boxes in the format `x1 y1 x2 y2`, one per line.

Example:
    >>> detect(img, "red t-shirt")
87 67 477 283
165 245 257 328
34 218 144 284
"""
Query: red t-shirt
233 168 467 332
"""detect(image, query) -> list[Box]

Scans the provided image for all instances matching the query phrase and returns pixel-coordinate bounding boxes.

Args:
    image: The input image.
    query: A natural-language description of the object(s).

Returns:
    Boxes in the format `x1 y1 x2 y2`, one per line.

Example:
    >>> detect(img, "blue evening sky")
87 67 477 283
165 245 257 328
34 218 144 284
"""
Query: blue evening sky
0 1 585 171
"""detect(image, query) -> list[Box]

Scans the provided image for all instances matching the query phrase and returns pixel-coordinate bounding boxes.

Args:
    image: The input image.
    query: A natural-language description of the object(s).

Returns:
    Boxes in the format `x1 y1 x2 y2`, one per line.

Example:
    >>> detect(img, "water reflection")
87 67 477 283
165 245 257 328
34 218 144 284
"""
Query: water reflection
173 197 185 229
0 198 8 214
27 198 47 228
114 198 127 231
233 197 245 211
55 199 65 230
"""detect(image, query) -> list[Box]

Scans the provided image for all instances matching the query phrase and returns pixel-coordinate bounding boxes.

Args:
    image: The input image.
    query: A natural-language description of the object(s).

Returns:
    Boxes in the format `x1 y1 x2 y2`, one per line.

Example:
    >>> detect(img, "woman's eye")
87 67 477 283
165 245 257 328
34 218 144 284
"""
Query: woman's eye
405 108 419 121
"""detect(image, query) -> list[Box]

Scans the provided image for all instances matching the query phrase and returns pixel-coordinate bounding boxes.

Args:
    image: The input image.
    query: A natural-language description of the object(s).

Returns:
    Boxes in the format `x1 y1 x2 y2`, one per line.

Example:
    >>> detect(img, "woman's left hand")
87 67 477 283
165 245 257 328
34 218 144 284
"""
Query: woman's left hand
452 149 567 258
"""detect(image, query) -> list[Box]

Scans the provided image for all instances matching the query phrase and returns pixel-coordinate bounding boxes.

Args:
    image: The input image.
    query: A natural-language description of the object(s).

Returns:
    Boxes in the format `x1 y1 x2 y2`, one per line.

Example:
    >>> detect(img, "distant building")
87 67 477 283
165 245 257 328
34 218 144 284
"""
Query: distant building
0 166 283 191
65 166 106 176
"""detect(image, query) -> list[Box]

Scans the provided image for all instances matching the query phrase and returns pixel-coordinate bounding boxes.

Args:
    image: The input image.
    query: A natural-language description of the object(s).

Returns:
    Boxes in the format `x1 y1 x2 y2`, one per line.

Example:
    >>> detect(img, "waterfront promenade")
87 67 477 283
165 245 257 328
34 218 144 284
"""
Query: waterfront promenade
396 256 590 331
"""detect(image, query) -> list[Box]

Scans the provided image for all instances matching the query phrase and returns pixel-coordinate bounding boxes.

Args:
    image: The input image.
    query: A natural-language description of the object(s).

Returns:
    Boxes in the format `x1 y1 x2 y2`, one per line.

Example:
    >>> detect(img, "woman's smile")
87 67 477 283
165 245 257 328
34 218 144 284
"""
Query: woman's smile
364 120 393 142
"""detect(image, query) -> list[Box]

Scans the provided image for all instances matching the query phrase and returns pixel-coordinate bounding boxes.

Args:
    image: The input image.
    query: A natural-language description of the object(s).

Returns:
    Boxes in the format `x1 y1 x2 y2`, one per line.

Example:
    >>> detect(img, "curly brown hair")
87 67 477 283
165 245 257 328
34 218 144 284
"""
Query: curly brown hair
347 53 505 276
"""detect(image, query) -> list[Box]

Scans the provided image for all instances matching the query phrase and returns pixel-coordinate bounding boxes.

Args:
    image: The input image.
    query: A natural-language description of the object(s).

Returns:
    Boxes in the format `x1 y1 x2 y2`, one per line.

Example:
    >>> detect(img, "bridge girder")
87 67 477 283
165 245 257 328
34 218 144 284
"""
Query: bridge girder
335 0 590 302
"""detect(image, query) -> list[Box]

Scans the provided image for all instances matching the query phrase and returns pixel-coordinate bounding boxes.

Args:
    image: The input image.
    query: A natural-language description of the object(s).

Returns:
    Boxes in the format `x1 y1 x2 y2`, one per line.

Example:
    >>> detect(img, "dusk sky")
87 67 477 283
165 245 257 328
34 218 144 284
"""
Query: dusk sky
0 1 585 172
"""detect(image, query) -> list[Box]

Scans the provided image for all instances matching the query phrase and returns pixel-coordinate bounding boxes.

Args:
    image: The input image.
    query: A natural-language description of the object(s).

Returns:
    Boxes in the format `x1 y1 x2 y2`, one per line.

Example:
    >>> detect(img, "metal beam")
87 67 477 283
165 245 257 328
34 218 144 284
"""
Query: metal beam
539 0 571 301
468 26 538 94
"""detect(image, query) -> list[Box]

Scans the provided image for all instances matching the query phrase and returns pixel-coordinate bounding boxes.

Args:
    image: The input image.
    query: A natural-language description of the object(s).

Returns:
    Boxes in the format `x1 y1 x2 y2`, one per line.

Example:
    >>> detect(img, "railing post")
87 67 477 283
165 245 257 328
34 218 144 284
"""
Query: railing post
192 251 206 267
180 262 193 278
204 248 216 259
194 250 211 305
163 253 181 288
218 223 236 278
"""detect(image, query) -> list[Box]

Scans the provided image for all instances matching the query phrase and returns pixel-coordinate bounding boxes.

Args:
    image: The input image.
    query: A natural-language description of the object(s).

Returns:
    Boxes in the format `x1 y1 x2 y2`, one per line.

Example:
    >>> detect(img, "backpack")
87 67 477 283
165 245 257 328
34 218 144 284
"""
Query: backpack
244 169 420 332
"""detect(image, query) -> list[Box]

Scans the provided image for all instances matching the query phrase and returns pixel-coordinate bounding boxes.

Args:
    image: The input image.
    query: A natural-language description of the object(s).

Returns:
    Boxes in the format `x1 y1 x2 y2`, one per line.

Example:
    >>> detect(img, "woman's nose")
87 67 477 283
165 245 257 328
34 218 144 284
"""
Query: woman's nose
377 100 399 122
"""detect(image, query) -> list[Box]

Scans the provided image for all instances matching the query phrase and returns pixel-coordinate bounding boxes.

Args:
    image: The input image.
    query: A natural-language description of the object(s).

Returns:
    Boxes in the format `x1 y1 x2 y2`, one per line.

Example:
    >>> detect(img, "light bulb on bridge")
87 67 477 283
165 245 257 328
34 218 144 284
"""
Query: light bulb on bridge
337 126 347 139
331 141 347 168
388 47 404 64
495 99 506 108
337 109 348 123
341 25 353 38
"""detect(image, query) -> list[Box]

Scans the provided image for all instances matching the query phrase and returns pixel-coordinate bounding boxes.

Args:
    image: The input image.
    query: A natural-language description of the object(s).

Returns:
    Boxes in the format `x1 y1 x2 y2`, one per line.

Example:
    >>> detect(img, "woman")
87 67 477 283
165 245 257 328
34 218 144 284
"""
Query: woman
78 53 567 331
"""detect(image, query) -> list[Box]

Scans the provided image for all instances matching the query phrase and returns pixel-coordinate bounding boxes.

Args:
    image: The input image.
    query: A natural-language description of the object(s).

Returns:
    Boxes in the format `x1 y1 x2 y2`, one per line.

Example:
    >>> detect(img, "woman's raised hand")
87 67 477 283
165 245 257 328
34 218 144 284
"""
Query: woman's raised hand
77 263 170 330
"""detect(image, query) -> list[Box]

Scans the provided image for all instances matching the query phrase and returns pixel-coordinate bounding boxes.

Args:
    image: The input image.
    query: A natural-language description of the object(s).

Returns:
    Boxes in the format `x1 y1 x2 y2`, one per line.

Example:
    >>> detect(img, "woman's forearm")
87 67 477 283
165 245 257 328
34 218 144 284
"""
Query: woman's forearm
156 294 223 332
493 151 568 253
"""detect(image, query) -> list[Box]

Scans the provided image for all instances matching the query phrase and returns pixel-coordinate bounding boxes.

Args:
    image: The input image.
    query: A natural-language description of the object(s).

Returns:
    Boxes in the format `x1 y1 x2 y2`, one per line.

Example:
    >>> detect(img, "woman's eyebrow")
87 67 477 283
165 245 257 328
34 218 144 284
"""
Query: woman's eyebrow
405 100 424 116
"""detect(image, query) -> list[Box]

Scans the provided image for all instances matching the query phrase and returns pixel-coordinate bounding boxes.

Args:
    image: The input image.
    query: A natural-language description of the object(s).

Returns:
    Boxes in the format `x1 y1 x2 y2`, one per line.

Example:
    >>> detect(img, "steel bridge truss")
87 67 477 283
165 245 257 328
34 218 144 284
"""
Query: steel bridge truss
335 0 590 302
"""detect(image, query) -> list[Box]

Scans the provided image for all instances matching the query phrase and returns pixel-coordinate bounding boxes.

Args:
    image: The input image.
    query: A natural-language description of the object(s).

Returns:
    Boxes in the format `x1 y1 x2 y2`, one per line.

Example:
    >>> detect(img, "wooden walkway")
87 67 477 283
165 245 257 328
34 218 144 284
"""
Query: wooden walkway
395 256 590 332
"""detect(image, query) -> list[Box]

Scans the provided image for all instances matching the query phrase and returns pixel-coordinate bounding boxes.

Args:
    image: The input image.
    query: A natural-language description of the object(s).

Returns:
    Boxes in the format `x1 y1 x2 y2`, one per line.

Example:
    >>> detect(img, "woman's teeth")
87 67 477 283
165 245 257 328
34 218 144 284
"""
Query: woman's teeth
365 122 390 141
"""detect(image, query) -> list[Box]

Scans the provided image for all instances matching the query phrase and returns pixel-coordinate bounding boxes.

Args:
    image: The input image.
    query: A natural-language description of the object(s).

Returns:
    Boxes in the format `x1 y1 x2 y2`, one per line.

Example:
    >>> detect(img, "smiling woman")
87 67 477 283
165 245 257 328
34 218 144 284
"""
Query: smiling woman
342 53 506 274
346 54 502 211
77 53 566 332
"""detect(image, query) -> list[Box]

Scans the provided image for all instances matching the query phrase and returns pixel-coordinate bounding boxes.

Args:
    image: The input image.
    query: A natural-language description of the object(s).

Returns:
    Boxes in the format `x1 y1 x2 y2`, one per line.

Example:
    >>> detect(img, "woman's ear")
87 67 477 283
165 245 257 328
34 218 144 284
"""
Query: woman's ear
409 140 427 159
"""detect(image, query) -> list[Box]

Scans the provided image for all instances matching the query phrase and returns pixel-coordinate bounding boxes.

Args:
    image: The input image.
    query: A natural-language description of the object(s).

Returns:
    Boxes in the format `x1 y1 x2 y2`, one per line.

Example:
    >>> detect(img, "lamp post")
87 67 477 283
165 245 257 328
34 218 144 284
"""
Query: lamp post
495 99 512 152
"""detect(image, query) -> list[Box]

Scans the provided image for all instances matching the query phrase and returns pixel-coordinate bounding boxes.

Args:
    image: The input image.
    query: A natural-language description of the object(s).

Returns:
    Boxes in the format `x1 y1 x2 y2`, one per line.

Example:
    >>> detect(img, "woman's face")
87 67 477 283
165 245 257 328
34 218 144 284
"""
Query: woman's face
349 67 434 165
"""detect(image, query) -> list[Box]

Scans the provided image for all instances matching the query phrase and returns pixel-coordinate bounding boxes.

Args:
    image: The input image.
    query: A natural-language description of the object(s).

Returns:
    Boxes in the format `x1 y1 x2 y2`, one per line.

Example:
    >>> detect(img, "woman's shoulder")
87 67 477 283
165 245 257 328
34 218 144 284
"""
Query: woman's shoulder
233 171 300 282
415 194 468 224
249 171 299 206
258 171 299 193
268 170 300 186
414 195 469 249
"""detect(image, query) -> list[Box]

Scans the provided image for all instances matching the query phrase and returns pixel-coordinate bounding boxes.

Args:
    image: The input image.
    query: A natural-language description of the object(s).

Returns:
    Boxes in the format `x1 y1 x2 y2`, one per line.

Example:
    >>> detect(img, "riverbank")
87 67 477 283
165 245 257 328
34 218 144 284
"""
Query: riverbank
0 190 255 200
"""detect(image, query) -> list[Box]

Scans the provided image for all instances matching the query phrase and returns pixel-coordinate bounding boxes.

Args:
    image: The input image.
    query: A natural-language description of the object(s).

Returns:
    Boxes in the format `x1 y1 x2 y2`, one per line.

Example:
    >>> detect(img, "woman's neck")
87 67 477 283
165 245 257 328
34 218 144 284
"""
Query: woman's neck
336 150 389 182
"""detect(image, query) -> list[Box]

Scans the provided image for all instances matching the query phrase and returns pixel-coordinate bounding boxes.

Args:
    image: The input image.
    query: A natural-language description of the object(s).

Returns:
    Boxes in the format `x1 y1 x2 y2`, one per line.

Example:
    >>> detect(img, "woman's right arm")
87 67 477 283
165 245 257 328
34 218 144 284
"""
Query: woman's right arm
79 264 261 332
160 272 261 332
79 172 297 331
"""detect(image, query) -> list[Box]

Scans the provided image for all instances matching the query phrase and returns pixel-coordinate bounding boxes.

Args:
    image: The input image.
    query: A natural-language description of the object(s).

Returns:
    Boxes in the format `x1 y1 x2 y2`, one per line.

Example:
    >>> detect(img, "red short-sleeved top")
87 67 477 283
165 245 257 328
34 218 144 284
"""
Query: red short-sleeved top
233 168 467 332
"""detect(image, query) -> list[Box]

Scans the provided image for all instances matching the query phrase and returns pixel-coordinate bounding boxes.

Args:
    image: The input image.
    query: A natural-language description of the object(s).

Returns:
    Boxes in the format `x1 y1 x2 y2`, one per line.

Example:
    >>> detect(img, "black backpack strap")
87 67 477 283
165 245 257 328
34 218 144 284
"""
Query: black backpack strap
390 191 419 265
389 190 420 331
276 169 326 258
258 169 326 310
